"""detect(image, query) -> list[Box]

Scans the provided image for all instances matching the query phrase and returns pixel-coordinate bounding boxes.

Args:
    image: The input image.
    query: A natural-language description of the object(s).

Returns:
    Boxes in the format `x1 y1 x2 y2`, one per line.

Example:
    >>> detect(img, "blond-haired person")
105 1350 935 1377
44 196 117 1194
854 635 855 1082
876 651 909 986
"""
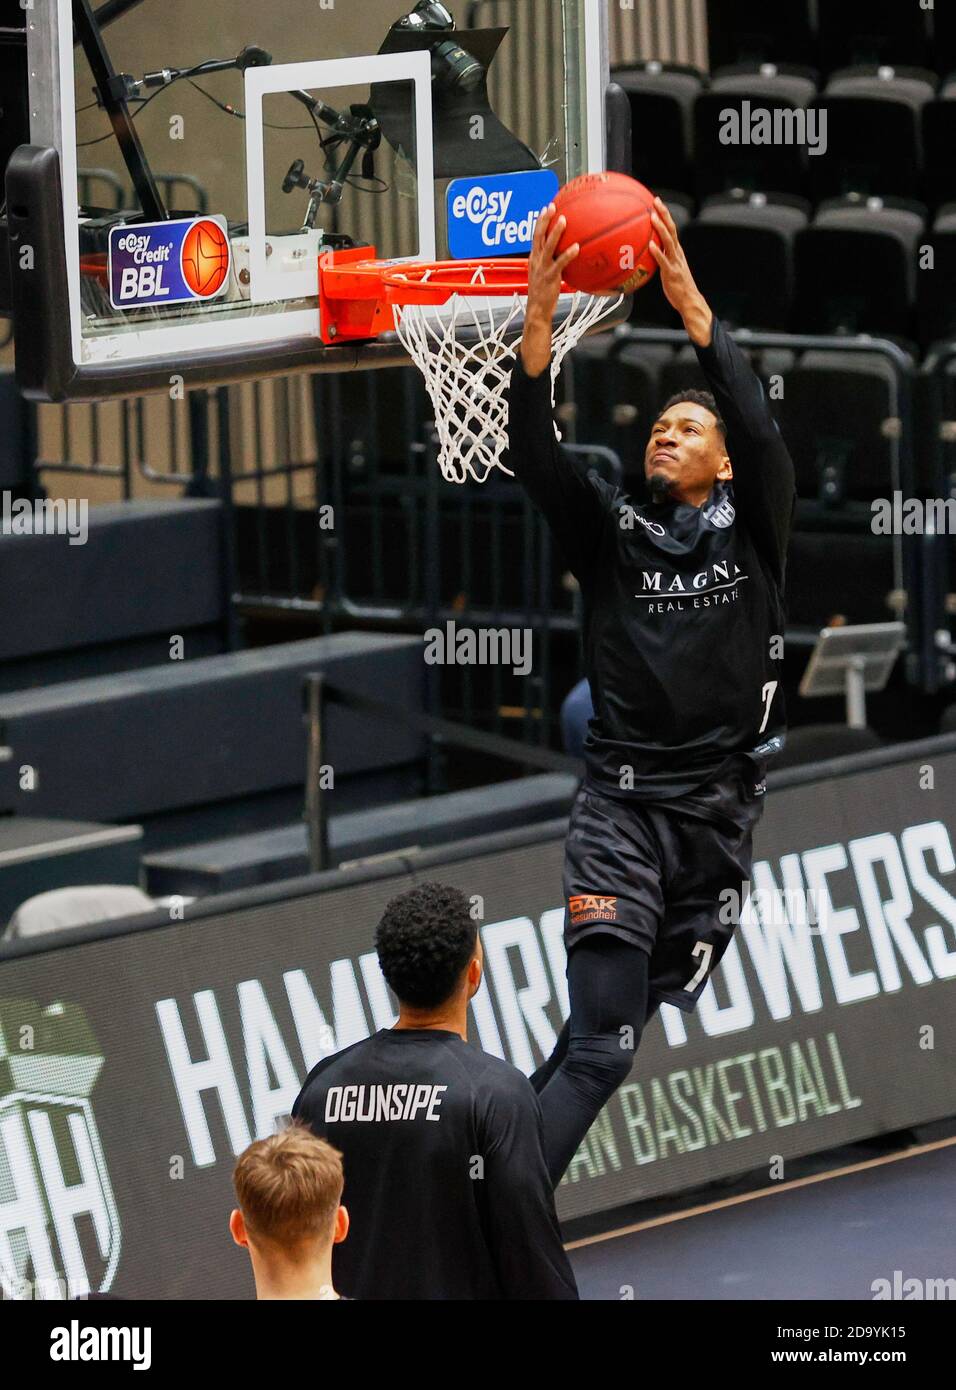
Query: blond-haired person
230 1123 350 1300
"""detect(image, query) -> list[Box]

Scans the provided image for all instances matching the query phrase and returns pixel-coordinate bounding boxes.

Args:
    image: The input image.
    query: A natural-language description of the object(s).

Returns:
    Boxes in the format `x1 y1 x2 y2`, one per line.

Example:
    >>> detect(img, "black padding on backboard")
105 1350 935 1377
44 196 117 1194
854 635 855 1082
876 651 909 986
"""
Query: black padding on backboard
606 82 633 176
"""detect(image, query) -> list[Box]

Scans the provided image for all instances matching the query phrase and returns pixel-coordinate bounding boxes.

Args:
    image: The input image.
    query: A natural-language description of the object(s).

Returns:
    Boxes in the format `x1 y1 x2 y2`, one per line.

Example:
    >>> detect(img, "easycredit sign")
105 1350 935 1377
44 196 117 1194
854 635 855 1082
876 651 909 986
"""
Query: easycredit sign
447 170 560 258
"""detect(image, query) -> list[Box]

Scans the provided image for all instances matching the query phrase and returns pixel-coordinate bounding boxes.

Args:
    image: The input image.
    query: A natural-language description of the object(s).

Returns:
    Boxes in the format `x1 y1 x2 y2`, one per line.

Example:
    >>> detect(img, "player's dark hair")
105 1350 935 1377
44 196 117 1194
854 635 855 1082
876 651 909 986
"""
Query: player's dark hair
375 882 478 1009
659 390 727 441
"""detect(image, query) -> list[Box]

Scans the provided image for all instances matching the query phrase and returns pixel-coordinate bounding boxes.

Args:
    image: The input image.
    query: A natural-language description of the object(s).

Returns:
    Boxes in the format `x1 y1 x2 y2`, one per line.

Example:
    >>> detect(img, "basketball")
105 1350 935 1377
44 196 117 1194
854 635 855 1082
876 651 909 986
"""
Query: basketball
552 172 660 295
181 219 231 298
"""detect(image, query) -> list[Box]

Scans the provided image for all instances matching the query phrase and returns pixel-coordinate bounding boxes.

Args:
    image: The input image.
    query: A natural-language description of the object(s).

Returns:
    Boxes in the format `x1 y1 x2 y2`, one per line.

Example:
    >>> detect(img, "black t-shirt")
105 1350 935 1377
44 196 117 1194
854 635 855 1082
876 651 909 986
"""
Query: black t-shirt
506 316 797 800
292 1028 579 1301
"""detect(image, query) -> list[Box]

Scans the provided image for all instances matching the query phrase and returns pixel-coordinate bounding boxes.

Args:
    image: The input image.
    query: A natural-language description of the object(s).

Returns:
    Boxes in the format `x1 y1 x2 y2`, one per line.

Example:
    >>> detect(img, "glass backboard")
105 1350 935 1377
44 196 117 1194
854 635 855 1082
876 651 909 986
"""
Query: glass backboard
12 0 610 399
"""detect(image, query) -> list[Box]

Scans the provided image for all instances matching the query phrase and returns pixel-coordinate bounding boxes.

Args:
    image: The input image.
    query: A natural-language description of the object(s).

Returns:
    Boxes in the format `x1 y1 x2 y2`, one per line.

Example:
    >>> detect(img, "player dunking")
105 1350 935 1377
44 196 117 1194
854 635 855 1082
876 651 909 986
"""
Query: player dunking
507 197 797 1185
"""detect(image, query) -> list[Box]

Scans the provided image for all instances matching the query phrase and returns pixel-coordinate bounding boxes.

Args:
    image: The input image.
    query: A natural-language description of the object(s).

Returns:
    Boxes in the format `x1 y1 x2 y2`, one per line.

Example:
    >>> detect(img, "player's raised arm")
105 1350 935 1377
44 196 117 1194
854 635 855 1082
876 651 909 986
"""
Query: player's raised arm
506 205 615 582
648 197 796 585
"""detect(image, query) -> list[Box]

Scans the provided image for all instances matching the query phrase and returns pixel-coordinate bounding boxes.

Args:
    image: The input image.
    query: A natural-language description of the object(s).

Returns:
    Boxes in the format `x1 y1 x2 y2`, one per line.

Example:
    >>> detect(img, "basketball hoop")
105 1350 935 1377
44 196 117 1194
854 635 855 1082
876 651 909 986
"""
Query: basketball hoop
318 248 622 485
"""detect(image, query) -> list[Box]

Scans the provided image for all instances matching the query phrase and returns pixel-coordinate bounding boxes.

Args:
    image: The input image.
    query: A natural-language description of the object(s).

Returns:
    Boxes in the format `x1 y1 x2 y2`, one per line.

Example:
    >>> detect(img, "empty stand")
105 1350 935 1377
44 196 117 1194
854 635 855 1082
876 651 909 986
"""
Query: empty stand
682 194 809 330
773 351 904 515
935 4 956 81
0 819 143 926
142 774 579 898
817 0 931 72
0 499 231 690
922 79 956 209
793 198 925 339
809 67 936 202
614 63 703 200
706 0 817 73
785 532 898 630
694 67 817 199
918 205 956 349
566 336 670 472
0 635 426 842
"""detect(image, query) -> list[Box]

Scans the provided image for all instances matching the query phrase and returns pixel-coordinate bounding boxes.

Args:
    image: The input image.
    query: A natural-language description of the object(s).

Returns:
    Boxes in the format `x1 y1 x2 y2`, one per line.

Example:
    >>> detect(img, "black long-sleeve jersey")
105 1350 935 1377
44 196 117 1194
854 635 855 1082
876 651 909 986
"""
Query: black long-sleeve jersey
507 316 797 800
292 1028 579 1301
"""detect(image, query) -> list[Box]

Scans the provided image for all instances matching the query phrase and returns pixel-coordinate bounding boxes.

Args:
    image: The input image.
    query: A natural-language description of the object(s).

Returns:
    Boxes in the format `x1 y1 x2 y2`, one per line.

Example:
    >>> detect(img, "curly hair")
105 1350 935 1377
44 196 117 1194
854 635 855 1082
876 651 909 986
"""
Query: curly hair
375 881 478 1010
659 389 727 441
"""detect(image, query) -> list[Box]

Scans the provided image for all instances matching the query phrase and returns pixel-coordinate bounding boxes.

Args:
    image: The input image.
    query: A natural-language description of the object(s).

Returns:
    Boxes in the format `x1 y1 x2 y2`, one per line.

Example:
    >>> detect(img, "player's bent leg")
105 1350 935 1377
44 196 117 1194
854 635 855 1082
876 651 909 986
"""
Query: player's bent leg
536 933 650 1186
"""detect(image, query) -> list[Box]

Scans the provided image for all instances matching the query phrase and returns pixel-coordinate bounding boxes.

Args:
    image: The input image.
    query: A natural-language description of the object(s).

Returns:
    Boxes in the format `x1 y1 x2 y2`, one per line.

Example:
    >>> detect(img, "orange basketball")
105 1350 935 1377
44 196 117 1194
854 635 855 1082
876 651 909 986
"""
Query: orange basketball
181 219 230 298
552 172 660 295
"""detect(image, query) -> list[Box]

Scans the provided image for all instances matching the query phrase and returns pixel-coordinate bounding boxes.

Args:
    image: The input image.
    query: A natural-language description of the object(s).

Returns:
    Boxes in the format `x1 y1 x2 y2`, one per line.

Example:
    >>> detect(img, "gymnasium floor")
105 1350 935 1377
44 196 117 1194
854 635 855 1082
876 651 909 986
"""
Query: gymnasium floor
566 1132 956 1301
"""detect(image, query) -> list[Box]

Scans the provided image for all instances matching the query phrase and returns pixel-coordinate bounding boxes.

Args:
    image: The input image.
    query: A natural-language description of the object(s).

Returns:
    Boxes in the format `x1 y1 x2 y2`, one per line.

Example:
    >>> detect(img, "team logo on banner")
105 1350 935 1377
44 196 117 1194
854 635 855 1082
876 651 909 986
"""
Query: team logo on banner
0 999 120 1300
447 170 560 259
108 215 231 309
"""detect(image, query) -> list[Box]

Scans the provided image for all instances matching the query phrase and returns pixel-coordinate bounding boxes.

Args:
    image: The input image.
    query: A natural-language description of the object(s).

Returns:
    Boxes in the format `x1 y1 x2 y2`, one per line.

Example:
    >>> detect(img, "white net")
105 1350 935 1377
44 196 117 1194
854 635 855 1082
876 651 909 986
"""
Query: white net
391 270 622 485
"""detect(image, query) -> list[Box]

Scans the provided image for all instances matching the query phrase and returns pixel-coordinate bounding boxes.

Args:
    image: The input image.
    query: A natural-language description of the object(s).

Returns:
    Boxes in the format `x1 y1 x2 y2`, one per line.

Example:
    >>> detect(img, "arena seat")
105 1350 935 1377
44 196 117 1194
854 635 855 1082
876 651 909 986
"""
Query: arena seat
567 337 670 471
808 68 936 202
682 194 810 330
772 351 903 516
922 80 956 209
793 198 926 339
785 531 898 629
816 0 931 73
694 67 817 199
935 4 956 81
706 0 817 73
917 205 956 349
613 63 703 200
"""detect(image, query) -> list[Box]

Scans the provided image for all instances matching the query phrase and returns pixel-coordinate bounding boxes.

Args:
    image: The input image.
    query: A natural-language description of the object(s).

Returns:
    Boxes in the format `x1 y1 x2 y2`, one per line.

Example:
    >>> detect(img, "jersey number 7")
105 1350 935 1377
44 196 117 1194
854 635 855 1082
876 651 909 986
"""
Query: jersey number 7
758 681 778 734
684 941 714 993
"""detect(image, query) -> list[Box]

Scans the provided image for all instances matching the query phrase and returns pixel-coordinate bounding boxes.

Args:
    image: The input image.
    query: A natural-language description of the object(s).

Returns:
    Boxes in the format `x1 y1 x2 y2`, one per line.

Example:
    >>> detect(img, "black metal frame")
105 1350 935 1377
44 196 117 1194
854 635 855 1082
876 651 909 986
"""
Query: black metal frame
72 0 167 222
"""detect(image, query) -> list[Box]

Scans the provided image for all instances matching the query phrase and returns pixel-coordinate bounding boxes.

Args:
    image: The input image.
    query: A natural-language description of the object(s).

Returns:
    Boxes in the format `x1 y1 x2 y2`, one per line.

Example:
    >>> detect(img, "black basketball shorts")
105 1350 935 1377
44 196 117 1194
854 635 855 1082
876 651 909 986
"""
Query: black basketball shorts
563 757 767 1012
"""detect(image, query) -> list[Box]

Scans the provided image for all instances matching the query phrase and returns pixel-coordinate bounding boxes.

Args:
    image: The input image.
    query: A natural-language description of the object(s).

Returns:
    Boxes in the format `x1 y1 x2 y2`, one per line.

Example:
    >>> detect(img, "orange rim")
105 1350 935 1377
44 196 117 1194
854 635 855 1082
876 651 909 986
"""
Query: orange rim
382 258 537 305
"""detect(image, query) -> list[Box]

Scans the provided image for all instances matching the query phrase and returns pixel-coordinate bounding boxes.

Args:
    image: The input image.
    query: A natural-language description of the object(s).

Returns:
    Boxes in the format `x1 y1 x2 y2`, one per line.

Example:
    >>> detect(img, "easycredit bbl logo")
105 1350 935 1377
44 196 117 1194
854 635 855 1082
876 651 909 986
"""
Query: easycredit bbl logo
0 999 120 1300
448 170 560 258
108 215 231 309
